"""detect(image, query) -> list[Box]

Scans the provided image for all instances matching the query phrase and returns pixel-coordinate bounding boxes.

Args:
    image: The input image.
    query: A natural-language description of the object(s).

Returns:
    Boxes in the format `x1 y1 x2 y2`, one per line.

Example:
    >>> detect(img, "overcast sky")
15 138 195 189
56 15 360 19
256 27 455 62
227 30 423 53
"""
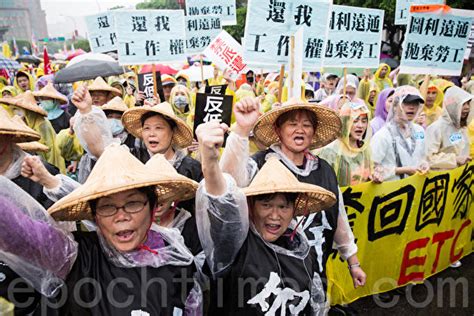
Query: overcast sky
41 0 142 38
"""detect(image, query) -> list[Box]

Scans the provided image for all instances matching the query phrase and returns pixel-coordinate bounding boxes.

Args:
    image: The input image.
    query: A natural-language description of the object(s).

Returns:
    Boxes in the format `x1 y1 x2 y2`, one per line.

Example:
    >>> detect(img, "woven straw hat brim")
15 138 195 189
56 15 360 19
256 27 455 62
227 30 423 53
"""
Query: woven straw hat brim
88 85 122 97
122 107 193 148
0 129 41 143
48 178 197 221
102 97 128 113
0 112 41 143
243 184 336 216
33 91 68 105
18 141 50 152
0 95 48 117
253 103 342 150
33 84 68 105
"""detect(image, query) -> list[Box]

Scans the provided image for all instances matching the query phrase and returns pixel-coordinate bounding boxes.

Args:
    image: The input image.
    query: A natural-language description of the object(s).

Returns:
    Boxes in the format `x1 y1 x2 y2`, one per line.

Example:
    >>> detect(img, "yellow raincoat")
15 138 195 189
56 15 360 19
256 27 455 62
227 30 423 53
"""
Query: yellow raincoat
0 86 18 116
24 111 66 173
56 128 84 162
373 63 393 91
317 102 373 186
169 85 195 129
13 70 35 93
423 82 444 126
358 80 379 115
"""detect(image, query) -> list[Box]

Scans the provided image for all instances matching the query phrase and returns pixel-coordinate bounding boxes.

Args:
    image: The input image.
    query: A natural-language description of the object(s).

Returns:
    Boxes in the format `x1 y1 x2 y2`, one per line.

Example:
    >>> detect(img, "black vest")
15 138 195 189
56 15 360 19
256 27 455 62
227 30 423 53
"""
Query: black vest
208 230 320 315
35 232 196 315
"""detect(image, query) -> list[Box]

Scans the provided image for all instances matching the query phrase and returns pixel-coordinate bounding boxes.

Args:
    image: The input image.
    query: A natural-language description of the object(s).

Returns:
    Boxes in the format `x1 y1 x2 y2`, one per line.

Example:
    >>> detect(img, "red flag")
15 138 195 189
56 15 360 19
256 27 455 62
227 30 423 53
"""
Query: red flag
43 46 52 75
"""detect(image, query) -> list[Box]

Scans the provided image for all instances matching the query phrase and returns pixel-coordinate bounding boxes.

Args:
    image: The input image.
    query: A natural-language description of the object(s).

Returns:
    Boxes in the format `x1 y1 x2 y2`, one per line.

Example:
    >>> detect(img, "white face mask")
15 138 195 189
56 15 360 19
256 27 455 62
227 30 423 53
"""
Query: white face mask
108 118 125 136
174 95 189 109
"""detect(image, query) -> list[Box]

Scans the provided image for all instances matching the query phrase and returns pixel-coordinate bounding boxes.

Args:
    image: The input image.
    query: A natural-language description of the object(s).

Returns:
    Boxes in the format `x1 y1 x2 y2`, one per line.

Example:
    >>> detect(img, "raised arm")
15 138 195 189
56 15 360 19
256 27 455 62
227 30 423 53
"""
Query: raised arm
195 121 249 276
72 85 114 159
219 97 261 187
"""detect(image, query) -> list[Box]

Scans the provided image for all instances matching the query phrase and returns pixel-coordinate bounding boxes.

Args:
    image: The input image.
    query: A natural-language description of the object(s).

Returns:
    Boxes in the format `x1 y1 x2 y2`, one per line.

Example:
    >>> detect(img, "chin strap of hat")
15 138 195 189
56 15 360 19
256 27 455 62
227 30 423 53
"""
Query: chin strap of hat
287 195 310 241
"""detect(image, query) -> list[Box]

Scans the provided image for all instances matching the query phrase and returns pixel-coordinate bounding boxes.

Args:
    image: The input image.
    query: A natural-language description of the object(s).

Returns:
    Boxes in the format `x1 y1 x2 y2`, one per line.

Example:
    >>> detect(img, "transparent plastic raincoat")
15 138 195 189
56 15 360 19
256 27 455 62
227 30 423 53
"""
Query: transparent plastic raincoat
426 86 473 169
318 102 373 186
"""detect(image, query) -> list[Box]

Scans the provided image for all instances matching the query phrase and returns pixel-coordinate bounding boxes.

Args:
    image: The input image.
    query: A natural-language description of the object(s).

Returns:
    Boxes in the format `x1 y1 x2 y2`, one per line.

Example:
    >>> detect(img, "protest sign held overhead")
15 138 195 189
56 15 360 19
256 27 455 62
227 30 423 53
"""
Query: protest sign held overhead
137 71 165 104
205 84 228 95
203 30 248 80
185 15 222 55
85 12 118 54
193 93 233 141
115 10 187 65
243 0 331 70
395 0 444 25
323 5 384 68
186 0 237 26
400 5 473 76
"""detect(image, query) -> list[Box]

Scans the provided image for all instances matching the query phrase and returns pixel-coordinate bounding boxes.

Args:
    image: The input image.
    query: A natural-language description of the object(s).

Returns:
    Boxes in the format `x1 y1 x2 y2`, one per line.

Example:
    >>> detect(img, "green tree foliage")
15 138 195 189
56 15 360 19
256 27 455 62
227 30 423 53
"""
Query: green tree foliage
136 0 180 9
73 39 91 52
224 7 247 43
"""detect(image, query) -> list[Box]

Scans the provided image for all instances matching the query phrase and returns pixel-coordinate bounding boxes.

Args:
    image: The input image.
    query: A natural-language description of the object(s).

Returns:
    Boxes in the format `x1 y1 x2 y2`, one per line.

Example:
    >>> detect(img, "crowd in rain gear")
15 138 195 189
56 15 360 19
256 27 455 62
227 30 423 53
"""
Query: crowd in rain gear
0 56 473 315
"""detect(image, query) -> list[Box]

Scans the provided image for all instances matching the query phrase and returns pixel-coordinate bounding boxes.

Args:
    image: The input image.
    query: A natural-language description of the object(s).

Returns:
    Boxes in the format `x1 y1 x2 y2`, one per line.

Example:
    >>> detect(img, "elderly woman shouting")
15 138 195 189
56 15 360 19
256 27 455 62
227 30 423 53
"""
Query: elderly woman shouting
195 120 338 314
0 144 202 315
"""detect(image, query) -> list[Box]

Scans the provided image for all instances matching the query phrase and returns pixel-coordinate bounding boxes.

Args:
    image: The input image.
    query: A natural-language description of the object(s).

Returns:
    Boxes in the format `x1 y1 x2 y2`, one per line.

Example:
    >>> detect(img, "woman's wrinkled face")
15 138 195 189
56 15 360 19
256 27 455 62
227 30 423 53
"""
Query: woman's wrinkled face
95 189 151 253
252 194 294 242
350 114 368 142
276 111 315 153
385 95 394 113
142 115 174 155
91 91 109 106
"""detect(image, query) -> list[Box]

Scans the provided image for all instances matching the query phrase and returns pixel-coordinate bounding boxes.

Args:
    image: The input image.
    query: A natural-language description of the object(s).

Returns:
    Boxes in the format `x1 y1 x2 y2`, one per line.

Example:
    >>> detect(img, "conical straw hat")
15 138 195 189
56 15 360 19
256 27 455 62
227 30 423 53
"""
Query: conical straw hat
122 102 193 148
101 96 129 113
88 76 122 96
0 107 41 143
0 91 48 116
145 153 197 202
48 144 195 221
17 141 50 153
242 157 336 216
253 100 342 150
32 82 68 104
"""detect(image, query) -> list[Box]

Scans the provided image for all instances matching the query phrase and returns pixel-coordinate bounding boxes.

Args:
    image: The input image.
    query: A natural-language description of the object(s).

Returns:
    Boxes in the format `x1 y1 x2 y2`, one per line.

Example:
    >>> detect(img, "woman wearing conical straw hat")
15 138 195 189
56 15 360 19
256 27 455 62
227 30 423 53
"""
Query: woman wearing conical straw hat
195 121 338 314
0 91 66 174
33 82 71 134
70 85 202 191
218 97 366 304
0 144 203 314
0 107 61 314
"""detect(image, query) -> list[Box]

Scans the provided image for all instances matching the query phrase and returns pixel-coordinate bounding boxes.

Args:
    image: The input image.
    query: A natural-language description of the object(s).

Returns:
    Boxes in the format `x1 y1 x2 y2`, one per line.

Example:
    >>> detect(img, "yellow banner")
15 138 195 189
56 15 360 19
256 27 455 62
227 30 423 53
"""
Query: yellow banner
327 162 474 305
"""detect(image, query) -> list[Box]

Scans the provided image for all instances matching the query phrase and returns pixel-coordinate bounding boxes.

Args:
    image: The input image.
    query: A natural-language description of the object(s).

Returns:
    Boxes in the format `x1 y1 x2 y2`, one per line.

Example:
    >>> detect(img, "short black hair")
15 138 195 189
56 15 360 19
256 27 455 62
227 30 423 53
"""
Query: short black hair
252 192 298 205
140 112 177 130
89 186 157 217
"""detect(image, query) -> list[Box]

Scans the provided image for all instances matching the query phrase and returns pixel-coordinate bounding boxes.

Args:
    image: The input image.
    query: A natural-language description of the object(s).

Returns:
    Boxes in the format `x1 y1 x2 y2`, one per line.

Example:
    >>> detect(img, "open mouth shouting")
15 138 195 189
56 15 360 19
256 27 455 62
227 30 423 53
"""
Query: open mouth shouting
115 229 136 243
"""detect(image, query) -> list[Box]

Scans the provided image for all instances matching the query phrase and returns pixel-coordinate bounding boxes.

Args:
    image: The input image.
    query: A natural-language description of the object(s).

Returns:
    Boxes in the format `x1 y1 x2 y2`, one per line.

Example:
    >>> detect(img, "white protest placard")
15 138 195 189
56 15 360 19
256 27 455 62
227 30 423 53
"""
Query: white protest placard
203 30 248 80
323 5 384 68
400 5 473 76
115 10 187 65
395 0 444 25
186 0 236 26
186 15 222 55
450 8 474 60
243 0 331 70
85 12 117 53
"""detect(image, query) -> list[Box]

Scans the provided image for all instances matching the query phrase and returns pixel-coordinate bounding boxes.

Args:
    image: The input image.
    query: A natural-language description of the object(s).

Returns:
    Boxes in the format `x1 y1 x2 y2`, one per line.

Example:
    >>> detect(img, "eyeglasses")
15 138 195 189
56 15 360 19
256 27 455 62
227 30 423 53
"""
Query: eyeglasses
96 200 148 217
